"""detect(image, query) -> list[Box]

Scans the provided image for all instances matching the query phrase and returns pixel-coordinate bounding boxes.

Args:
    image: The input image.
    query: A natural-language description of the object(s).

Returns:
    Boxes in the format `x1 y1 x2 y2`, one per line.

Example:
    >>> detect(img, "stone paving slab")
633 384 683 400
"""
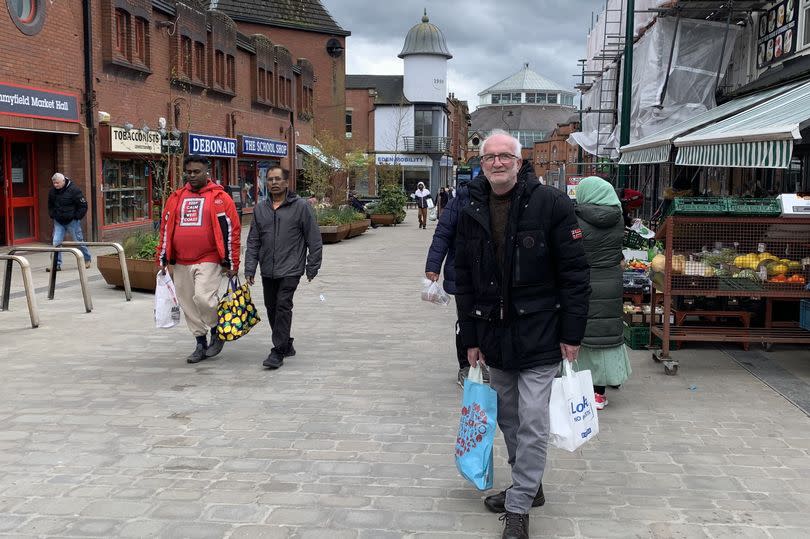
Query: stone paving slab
1 210 810 538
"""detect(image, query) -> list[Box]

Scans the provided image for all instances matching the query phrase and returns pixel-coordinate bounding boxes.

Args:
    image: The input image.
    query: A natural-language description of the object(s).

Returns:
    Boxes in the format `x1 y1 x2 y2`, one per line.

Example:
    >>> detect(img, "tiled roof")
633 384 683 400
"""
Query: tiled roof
479 64 571 95
346 75 409 105
209 0 349 36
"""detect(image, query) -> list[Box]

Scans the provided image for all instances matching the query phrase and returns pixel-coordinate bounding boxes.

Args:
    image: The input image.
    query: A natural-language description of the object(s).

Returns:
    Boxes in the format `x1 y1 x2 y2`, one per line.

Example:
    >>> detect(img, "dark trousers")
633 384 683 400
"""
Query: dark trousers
261 276 300 353
455 299 467 369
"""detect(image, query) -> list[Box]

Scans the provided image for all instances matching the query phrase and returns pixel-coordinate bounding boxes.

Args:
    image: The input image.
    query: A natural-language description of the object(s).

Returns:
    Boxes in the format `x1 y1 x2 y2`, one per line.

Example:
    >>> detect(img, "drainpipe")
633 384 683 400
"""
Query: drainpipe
618 0 635 189
83 0 99 240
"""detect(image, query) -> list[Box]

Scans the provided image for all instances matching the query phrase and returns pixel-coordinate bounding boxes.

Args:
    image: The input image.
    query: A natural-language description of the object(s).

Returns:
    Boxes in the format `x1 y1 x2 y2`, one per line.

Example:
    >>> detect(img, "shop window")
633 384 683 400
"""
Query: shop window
548 93 558 104
194 41 205 81
210 158 229 185
115 9 128 56
181 36 193 78
7 0 45 35
491 94 500 104
103 159 150 225
134 17 147 63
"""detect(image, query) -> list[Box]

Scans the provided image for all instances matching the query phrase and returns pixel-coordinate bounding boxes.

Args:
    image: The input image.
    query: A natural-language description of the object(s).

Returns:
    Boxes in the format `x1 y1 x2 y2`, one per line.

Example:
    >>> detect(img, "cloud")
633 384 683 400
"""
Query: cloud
321 0 606 108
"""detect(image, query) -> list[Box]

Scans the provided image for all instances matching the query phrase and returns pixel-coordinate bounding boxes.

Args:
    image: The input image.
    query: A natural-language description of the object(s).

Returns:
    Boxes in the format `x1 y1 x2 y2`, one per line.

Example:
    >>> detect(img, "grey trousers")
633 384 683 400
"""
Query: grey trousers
489 362 560 513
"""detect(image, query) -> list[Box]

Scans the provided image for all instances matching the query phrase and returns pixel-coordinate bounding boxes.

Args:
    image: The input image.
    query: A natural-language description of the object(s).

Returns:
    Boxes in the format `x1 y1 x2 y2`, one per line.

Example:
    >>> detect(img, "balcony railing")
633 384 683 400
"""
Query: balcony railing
402 136 450 154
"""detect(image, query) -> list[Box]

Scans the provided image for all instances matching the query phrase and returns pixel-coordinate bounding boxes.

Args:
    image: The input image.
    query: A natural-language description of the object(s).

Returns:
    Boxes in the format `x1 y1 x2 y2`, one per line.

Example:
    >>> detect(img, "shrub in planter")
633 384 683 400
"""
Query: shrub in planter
368 186 407 224
97 231 160 291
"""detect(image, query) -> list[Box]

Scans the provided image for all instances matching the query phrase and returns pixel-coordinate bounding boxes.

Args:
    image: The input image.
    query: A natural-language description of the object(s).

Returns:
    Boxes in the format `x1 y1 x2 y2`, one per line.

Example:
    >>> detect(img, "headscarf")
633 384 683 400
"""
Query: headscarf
575 176 621 207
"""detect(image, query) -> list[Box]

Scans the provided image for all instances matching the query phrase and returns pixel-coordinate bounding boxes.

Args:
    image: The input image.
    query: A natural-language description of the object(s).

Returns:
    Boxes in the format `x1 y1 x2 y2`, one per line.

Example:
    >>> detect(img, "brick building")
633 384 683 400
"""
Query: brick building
533 119 593 188
0 0 347 246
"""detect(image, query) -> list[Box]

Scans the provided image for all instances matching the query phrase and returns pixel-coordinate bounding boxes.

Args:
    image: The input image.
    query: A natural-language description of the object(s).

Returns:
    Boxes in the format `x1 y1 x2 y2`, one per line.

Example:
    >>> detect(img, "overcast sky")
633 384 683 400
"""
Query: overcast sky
319 0 606 110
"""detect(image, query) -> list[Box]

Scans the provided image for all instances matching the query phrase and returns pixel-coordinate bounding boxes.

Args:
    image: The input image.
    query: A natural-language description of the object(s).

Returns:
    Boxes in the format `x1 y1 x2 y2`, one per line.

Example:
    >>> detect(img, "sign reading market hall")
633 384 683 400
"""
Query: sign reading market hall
0 81 79 122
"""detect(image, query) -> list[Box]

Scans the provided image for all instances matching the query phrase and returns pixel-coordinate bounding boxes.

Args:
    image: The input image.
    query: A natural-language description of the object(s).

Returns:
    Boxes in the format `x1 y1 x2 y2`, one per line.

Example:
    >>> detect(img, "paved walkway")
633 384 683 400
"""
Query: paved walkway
1 210 810 538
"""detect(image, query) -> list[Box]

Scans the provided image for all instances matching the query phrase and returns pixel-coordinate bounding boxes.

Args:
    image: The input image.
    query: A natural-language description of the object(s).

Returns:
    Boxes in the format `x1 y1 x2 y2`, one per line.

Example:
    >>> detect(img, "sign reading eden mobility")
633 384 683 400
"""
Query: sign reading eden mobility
188 133 238 158
111 127 162 154
375 154 430 167
0 82 79 122
241 135 288 157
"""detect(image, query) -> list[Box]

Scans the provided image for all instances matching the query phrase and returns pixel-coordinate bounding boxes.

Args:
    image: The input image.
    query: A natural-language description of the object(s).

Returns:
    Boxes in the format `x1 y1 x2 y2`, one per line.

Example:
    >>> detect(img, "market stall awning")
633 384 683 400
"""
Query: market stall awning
296 143 340 168
674 79 810 169
618 82 801 165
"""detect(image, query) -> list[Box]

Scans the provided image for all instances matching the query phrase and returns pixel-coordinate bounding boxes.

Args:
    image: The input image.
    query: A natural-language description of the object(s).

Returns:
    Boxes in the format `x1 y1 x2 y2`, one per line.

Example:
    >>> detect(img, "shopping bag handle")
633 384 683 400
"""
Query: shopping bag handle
468 365 484 384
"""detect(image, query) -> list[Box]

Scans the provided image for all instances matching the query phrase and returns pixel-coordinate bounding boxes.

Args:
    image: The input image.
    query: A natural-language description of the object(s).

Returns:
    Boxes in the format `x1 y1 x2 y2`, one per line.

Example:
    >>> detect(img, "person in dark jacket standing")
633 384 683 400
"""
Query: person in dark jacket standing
437 187 449 218
244 167 322 370
573 177 632 410
425 161 538 387
455 130 590 539
413 182 431 229
47 173 91 271
157 156 242 363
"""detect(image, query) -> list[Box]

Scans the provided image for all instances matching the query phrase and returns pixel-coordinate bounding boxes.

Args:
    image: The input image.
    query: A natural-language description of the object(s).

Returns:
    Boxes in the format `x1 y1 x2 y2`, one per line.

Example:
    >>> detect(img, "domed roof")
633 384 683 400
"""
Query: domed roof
398 10 452 59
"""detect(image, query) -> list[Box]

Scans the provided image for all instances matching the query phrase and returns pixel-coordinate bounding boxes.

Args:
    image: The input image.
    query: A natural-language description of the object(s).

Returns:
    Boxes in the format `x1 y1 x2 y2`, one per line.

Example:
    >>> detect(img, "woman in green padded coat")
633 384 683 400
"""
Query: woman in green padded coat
573 177 632 410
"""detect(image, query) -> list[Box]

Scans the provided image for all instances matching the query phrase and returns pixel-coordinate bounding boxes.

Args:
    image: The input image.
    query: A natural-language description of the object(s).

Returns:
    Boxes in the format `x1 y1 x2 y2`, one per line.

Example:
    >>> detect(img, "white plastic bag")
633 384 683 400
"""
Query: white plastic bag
155 270 181 328
421 278 450 306
426 198 435 209
428 208 438 221
549 361 599 451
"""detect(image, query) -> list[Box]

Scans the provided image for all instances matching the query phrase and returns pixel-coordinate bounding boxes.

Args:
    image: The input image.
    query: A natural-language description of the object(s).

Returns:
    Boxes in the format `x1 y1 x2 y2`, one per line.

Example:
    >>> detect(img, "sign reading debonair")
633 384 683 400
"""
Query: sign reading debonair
111 127 162 154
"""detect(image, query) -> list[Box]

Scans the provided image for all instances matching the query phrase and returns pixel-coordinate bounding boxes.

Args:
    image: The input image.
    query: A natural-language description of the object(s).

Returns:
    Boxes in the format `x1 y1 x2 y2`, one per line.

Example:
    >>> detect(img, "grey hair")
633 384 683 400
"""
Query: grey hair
480 129 522 157
51 172 66 182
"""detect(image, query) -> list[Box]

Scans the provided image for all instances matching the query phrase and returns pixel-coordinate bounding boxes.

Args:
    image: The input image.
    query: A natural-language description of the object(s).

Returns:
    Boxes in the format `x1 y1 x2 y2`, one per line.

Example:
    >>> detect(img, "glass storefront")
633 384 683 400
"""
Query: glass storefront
238 159 277 208
103 158 150 225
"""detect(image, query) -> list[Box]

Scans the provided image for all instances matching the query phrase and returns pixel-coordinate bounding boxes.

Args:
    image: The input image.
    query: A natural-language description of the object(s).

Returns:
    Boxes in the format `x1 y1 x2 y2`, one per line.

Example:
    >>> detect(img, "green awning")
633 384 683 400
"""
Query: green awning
618 144 670 165
675 140 793 168
673 79 810 169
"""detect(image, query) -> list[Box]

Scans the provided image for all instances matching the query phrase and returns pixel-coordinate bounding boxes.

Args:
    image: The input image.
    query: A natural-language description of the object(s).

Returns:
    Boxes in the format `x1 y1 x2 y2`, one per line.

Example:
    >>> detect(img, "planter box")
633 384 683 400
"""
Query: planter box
319 224 351 244
370 213 396 226
346 219 370 238
97 254 156 292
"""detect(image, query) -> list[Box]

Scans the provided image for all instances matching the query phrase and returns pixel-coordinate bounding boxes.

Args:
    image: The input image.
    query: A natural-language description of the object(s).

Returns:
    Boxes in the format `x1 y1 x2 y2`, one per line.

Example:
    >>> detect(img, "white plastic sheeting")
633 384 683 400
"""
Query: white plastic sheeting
572 16 740 158
568 64 619 157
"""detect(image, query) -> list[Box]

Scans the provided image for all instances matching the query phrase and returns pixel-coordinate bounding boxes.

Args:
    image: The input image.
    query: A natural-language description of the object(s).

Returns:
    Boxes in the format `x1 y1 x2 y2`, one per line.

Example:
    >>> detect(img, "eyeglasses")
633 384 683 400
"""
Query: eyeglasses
481 153 518 165
267 176 286 183
183 169 206 177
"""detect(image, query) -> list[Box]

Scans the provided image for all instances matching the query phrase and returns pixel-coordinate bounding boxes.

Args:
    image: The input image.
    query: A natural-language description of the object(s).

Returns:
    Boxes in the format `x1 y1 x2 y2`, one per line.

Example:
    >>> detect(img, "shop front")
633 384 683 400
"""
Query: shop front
238 135 287 211
0 81 81 246
375 154 430 194
98 126 162 232
187 132 238 186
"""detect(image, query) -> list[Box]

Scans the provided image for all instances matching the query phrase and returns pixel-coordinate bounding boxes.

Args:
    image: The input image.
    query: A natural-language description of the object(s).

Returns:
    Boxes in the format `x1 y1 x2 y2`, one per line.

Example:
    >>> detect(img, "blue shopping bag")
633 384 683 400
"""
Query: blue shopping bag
455 365 497 490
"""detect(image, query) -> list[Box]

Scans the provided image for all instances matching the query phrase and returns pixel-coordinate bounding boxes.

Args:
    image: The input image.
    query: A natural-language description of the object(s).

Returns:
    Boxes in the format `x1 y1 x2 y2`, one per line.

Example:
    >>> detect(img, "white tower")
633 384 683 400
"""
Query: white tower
398 10 452 193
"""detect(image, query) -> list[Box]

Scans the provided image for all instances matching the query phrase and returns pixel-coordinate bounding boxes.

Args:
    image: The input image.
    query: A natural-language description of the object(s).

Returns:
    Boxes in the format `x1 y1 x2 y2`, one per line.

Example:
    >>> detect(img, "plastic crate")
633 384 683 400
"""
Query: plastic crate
726 197 781 216
623 228 649 249
667 197 729 216
623 323 662 350
801 300 810 331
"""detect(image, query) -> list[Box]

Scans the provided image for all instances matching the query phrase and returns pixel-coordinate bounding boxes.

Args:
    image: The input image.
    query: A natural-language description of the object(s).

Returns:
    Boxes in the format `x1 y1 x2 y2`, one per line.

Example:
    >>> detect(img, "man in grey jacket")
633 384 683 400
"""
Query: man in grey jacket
244 167 323 369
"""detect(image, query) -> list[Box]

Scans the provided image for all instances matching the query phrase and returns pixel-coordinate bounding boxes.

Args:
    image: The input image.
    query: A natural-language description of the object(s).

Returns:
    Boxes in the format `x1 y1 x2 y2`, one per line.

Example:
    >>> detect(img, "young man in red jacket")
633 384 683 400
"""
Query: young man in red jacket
157 156 241 363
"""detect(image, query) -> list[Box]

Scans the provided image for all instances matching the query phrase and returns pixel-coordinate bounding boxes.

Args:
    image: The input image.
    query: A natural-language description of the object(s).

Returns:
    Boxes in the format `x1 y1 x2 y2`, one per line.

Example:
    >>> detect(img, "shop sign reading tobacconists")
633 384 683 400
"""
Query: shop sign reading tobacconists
189 133 238 158
241 135 287 157
758 0 797 69
0 82 79 122
111 127 162 154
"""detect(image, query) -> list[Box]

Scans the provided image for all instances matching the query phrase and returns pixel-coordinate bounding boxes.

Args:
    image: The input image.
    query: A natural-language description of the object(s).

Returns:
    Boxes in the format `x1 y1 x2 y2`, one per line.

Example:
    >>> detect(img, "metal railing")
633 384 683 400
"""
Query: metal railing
6 247 93 313
401 136 450 154
61 241 131 301
0 254 40 328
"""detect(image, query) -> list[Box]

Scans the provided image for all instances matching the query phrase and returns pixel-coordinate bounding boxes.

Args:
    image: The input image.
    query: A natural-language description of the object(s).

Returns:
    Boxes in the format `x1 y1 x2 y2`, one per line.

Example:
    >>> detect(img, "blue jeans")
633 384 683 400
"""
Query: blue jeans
52 220 91 266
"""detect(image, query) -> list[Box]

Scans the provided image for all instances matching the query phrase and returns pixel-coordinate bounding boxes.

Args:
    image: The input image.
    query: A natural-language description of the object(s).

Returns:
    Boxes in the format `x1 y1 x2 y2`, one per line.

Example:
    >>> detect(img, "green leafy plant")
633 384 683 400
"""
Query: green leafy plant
371 185 408 223
316 206 365 226
122 231 160 260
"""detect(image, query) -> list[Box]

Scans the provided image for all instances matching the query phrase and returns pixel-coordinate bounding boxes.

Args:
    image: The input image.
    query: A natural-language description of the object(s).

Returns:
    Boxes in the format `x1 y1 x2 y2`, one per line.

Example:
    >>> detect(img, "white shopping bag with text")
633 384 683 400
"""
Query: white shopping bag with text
549 360 599 451
155 270 181 328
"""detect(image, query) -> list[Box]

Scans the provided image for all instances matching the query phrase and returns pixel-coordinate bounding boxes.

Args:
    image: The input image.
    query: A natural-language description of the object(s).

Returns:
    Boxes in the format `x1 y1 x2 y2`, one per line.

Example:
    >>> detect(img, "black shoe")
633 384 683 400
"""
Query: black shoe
499 511 529 539
285 339 296 357
484 484 544 514
205 336 224 358
263 350 284 369
45 266 61 272
186 343 207 364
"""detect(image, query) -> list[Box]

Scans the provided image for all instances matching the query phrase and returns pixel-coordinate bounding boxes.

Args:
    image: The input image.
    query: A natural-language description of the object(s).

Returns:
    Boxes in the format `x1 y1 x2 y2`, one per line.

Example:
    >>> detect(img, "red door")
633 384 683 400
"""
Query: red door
2 135 38 245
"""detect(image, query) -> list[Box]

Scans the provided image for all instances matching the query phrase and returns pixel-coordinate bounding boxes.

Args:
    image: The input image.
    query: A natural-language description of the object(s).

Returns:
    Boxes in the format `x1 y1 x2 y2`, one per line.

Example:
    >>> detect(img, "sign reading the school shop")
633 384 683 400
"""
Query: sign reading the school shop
111 126 162 154
757 0 798 69
0 82 79 122
375 154 430 167
241 135 288 157
188 133 237 158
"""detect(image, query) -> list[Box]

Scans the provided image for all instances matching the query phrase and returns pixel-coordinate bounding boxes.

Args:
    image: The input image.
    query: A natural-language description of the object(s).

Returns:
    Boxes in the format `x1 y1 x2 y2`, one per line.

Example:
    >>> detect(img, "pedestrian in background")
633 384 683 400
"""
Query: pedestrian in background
573 176 632 410
437 187 449 218
47 173 91 271
413 182 431 229
455 130 590 539
157 156 241 364
244 167 322 370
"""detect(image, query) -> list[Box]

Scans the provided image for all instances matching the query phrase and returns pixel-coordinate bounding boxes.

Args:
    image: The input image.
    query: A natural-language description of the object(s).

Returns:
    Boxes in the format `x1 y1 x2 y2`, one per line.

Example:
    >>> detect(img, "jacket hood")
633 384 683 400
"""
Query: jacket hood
183 180 224 195
576 203 622 228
